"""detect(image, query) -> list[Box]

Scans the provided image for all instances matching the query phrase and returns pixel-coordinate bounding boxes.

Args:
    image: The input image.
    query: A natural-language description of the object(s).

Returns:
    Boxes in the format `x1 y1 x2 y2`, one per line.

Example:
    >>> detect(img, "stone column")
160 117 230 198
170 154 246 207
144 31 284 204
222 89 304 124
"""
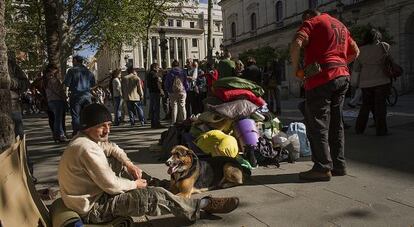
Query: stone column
186 38 191 60
156 37 162 65
174 37 179 61
183 38 187 63
139 40 144 68
198 39 202 60
148 37 153 65
166 38 171 68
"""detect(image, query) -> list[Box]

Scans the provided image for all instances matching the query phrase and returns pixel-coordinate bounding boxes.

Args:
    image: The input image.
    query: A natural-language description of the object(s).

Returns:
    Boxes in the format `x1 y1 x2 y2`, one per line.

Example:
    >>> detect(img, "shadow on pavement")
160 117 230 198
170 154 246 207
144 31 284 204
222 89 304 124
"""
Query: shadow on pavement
247 173 303 185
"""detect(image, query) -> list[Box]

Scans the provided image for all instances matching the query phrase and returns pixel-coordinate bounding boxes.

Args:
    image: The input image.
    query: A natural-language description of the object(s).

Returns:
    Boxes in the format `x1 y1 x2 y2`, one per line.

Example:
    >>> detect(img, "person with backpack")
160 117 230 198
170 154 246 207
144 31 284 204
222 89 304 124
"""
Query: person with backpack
164 60 188 124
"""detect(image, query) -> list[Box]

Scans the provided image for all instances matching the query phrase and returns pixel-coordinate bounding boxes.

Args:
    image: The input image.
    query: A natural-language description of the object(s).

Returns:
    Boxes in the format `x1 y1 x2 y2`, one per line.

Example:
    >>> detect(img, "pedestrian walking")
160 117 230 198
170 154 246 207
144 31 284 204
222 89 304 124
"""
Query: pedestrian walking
290 9 360 181
147 63 165 128
164 60 188 124
354 29 392 136
109 69 122 126
64 55 96 136
44 64 67 143
121 66 145 126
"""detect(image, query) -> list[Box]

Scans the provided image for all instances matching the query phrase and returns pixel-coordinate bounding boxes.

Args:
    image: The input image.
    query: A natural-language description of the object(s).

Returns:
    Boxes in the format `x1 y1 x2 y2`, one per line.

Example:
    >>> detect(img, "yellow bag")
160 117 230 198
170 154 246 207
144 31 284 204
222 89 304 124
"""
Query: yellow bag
195 130 239 158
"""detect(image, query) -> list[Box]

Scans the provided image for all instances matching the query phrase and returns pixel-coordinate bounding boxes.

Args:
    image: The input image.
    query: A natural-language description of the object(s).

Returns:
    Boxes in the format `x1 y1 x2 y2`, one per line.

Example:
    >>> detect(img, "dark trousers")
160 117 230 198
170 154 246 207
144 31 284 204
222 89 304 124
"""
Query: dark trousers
305 76 349 172
149 93 161 126
355 83 390 135
185 91 198 117
70 94 92 135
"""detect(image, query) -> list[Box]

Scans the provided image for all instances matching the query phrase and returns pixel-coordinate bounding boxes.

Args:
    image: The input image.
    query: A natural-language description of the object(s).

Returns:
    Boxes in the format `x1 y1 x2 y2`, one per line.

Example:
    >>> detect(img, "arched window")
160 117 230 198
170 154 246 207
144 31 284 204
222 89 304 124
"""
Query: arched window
251 13 257 31
309 0 318 9
275 1 283 22
231 22 236 38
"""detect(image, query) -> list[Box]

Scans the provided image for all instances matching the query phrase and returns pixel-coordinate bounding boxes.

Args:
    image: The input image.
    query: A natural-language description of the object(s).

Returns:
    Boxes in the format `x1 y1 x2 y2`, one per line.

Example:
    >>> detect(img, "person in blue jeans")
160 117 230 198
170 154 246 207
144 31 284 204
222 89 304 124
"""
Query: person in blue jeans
64 55 96 136
45 64 67 142
121 66 145 126
147 63 164 128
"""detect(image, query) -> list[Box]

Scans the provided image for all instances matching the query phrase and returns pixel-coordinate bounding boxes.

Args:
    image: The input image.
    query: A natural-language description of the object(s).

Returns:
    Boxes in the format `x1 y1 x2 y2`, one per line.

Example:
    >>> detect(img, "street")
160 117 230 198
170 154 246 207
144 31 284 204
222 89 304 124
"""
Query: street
26 94 414 226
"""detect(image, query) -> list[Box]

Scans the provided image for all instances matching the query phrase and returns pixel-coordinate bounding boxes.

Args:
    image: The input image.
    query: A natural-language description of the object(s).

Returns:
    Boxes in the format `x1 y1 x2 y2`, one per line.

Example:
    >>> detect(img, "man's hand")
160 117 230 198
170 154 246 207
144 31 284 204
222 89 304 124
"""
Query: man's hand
125 161 143 180
135 179 147 189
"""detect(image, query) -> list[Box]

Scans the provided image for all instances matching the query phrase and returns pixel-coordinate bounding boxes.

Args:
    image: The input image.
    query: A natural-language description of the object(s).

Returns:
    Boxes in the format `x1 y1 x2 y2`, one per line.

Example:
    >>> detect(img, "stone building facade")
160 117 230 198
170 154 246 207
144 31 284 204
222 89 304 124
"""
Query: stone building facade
96 0 223 81
219 0 414 96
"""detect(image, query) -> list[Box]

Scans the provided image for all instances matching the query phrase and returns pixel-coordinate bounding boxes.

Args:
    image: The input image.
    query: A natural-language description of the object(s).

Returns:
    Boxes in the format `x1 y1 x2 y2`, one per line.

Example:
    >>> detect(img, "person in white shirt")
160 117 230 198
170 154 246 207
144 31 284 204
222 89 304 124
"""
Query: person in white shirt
58 103 240 224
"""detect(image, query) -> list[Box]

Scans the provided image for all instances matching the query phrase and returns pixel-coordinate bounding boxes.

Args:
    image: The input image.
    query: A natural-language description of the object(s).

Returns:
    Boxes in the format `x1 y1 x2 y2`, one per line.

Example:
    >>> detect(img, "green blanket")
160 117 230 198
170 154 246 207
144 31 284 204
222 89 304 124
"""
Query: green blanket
213 77 265 97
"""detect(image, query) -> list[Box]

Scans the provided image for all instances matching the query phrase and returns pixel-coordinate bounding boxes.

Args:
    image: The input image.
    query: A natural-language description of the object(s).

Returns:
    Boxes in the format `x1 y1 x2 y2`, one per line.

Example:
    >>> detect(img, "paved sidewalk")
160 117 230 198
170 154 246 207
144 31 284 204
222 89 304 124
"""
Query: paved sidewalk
25 93 414 226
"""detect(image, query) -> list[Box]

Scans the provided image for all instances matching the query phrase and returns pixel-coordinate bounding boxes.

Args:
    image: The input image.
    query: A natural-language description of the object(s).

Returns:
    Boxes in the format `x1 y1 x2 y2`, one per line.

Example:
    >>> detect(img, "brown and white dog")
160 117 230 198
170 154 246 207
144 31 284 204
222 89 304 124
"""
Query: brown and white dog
165 145 251 198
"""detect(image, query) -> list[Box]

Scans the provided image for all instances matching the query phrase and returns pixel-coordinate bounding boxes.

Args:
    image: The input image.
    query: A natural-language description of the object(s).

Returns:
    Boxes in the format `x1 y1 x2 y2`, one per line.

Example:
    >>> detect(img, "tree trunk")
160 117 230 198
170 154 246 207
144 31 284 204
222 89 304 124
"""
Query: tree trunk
207 0 213 64
0 0 15 153
42 0 62 78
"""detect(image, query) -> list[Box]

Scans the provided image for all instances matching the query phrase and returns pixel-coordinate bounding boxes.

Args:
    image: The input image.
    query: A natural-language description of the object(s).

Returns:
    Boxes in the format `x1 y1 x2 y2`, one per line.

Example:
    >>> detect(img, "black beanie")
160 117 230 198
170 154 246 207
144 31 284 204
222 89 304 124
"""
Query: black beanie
80 103 112 130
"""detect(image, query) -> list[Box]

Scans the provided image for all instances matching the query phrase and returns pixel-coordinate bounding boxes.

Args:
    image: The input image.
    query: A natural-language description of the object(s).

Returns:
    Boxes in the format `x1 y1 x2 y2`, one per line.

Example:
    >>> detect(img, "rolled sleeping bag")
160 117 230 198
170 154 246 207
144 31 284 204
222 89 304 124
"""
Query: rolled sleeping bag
233 118 259 150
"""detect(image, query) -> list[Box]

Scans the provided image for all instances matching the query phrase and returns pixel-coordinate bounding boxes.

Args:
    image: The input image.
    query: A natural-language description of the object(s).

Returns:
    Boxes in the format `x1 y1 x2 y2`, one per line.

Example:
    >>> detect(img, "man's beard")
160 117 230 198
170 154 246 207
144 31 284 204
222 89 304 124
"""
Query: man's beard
98 134 109 142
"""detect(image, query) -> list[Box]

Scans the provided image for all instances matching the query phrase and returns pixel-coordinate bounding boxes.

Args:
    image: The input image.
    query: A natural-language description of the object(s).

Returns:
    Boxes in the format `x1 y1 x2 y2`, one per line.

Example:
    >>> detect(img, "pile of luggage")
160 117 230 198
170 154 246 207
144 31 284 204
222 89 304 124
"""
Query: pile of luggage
159 76 311 169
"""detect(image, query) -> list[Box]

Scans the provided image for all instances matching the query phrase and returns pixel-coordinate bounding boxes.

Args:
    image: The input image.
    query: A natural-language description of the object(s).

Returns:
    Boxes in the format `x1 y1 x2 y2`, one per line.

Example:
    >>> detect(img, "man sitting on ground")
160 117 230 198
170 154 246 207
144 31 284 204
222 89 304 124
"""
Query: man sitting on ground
58 103 239 224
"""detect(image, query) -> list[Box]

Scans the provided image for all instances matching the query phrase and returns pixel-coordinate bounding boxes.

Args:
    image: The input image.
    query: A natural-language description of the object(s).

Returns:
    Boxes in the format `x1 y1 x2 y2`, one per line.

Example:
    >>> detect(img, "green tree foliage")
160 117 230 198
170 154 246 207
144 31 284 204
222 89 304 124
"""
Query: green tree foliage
5 0 46 76
349 24 394 46
6 0 173 74
239 46 289 68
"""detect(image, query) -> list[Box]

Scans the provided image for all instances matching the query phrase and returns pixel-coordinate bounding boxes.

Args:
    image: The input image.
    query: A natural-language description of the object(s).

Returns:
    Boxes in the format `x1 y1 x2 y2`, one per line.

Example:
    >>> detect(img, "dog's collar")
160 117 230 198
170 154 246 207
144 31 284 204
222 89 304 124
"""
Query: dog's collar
173 152 199 182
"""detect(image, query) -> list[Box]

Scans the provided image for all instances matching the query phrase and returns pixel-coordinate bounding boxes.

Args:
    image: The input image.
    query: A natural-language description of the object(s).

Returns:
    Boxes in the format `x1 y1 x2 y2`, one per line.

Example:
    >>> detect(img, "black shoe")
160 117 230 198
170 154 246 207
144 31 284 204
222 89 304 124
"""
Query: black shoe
299 169 332 181
151 124 166 129
331 169 347 176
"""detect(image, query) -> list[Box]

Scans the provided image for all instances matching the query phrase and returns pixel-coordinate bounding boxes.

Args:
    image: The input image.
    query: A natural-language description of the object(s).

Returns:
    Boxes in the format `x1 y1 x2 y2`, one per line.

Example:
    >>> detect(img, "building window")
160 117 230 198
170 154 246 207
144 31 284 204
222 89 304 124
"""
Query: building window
190 21 195 28
231 22 236 38
309 0 318 9
192 38 198 47
176 19 182 27
275 1 283 22
212 38 216 48
214 22 220 32
168 19 174 27
160 20 165 26
250 13 257 31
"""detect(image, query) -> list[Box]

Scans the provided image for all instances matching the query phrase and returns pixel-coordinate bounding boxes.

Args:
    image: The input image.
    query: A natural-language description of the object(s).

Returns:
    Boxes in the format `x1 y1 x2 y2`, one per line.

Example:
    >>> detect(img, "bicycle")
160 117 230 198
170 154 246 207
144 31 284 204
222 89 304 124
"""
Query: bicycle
386 85 398 106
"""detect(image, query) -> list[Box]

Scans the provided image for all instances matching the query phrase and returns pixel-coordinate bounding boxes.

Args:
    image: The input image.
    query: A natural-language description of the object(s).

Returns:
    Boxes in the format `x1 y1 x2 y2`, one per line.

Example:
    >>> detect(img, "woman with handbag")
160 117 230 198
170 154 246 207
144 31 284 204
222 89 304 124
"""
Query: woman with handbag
354 29 392 136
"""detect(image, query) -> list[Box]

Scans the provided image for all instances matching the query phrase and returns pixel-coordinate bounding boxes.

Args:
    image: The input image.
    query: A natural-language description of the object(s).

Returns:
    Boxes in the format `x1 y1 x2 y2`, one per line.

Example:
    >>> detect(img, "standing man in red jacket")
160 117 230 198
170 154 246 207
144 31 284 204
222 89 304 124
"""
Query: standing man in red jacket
290 9 360 181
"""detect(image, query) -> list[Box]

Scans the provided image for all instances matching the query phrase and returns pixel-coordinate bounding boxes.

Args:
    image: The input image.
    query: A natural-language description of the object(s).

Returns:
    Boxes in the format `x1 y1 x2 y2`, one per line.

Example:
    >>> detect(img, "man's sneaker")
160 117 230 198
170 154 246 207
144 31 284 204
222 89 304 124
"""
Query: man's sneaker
299 169 331 181
202 197 239 214
332 169 347 176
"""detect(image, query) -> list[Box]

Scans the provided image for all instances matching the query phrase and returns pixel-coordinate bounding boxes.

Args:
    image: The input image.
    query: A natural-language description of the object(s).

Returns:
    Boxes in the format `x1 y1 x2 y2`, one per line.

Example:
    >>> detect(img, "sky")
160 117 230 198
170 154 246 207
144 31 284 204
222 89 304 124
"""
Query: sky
200 0 208 3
